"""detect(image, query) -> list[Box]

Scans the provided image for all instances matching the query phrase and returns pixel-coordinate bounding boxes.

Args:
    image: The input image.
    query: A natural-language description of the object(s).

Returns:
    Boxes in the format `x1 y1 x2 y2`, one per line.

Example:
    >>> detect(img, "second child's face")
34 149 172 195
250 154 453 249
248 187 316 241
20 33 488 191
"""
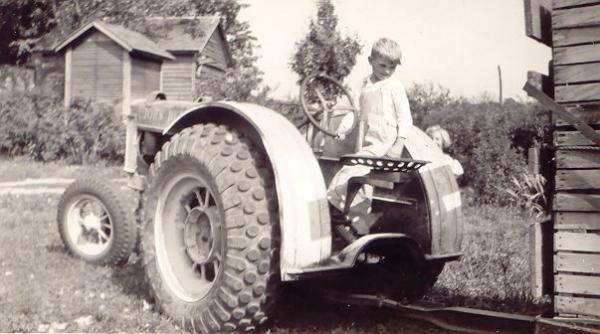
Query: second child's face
368 56 397 82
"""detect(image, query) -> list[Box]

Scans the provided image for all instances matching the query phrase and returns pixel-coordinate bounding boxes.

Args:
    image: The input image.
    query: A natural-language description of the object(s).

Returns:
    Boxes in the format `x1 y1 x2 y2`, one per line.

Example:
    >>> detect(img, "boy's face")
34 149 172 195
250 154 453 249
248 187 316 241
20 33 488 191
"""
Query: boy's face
368 55 397 82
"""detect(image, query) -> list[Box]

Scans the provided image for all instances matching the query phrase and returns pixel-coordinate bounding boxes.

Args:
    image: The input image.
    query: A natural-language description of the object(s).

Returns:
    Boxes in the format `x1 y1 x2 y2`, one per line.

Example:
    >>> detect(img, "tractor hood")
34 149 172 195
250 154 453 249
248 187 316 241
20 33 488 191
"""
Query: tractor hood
132 99 203 132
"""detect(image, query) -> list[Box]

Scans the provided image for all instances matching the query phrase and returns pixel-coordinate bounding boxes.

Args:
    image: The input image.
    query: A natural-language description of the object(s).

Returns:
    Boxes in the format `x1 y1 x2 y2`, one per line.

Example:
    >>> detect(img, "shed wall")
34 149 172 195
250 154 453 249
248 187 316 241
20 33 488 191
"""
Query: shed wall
131 56 161 100
70 30 123 102
550 0 600 320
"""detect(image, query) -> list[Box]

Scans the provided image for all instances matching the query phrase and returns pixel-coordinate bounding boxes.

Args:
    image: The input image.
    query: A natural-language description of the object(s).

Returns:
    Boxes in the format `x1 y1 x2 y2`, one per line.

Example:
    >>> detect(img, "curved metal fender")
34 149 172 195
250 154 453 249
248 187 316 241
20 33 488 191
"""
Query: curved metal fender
163 102 332 280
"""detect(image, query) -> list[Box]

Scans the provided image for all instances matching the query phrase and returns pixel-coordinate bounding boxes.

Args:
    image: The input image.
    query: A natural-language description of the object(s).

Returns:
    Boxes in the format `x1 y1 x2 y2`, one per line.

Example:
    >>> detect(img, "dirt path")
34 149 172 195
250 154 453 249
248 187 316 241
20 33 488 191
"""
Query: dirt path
0 178 126 195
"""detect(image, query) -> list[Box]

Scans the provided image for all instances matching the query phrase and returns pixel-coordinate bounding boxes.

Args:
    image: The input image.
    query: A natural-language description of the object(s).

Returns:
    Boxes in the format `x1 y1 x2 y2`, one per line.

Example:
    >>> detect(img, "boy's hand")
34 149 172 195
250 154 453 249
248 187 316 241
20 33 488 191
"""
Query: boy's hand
335 132 346 141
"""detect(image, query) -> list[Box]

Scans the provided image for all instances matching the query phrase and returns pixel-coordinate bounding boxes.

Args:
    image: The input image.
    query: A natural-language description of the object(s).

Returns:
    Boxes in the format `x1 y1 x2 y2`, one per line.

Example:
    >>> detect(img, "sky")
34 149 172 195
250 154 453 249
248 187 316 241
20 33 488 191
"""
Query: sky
239 0 552 101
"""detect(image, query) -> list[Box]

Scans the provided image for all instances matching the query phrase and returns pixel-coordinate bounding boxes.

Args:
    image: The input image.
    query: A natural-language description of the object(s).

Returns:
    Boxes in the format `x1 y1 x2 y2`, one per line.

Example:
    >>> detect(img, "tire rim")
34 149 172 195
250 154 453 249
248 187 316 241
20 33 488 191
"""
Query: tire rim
65 195 113 257
155 173 223 302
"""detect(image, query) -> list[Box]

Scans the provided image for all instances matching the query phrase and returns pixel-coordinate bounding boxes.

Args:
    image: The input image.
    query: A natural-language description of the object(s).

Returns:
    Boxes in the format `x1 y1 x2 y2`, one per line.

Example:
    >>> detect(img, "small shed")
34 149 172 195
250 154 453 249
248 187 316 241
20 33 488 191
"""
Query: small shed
54 21 174 111
31 16 233 105
148 17 233 100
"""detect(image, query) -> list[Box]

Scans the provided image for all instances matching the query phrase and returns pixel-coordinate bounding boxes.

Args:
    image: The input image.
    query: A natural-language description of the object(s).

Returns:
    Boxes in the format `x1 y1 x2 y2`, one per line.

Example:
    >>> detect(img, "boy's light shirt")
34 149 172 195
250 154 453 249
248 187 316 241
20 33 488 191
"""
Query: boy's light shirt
338 76 412 139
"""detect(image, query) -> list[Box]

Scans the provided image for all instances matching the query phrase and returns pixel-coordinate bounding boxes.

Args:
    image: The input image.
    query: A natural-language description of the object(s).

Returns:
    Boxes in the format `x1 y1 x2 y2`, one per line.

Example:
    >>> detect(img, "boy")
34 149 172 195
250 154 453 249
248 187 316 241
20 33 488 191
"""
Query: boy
328 38 412 235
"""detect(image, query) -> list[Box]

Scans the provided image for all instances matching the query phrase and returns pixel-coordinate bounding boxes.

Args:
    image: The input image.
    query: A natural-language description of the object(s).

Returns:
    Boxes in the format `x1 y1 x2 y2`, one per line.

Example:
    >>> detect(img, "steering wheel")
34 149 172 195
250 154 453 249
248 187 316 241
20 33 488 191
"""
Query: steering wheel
300 73 359 137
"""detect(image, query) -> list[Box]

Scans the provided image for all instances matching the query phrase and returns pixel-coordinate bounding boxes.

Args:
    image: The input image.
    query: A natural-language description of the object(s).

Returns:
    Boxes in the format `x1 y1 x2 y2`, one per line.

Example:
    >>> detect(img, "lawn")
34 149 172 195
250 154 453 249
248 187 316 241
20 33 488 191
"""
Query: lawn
0 159 549 332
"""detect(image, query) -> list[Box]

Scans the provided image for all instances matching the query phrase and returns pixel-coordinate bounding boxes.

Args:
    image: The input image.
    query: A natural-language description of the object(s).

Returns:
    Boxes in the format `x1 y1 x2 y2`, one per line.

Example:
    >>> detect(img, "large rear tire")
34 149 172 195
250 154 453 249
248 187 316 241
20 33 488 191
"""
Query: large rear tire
141 124 280 333
57 178 137 266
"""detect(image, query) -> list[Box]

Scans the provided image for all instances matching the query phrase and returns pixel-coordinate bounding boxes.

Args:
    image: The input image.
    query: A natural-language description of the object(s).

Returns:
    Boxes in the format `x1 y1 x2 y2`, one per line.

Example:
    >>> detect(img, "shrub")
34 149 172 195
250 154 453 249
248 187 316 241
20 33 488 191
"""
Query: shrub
0 90 124 164
408 83 547 205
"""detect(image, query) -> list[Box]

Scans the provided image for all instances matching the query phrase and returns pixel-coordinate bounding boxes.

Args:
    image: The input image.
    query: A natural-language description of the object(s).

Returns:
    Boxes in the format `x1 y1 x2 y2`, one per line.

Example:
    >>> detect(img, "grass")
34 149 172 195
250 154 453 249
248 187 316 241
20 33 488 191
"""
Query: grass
426 203 550 315
0 158 550 332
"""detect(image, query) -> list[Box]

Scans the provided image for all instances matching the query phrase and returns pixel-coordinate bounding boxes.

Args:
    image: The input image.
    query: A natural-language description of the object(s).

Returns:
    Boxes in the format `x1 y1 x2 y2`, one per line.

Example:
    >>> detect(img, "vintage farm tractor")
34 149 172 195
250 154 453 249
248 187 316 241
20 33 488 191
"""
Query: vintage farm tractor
56 73 463 333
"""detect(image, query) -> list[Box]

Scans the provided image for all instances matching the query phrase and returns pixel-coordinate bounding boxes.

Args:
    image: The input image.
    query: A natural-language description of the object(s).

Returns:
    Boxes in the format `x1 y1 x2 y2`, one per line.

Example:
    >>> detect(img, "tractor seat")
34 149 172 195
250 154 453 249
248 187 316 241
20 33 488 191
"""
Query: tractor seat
340 154 429 172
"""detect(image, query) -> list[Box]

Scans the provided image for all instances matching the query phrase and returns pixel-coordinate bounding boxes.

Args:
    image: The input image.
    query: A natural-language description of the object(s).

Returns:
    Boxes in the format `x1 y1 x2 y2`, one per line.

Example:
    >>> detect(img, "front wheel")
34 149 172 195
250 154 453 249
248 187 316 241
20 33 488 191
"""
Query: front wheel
141 124 280 333
57 178 137 266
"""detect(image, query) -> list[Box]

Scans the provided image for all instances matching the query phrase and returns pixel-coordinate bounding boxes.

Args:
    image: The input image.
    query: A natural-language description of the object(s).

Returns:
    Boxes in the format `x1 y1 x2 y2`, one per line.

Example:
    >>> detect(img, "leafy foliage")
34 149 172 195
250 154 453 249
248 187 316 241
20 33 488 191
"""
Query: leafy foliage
0 90 124 163
505 172 548 218
290 0 362 98
409 83 548 205
0 0 54 64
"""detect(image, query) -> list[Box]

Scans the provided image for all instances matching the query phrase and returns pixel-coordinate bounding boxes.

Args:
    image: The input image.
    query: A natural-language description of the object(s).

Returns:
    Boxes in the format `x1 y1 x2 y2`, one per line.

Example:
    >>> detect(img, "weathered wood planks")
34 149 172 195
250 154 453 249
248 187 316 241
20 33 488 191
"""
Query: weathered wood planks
554 44 600 65
555 129 600 146
555 231 600 251
555 83 600 103
555 63 600 84
554 105 600 126
554 26 600 46
556 149 600 168
555 253 600 274
555 212 600 229
556 296 600 317
553 0 600 9
553 4 600 28
556 169 600 189
554 193 600 211
555 274 600 294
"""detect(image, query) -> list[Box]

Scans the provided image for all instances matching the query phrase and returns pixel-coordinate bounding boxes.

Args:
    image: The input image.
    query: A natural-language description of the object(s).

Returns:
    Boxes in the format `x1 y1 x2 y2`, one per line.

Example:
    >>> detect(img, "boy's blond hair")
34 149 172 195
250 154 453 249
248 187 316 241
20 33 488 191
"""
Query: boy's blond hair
370 38 402 66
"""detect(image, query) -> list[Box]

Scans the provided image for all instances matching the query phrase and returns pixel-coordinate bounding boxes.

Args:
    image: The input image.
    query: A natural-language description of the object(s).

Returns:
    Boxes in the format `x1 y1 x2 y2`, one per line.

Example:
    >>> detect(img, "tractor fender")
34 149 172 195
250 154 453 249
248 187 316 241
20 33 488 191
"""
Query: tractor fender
405 127 463 256
162 101 332 280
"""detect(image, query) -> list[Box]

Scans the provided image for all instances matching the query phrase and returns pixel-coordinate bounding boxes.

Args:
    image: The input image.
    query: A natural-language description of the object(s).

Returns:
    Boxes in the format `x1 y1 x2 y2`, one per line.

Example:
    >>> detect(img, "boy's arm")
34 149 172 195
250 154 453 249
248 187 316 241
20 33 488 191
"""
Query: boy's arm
390 82 413 139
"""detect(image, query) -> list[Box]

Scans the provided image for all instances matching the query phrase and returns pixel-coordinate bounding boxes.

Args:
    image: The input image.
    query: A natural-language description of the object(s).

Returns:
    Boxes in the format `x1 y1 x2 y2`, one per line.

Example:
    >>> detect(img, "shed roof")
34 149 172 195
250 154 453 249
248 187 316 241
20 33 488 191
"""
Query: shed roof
146 17 233 66
54 21 174 60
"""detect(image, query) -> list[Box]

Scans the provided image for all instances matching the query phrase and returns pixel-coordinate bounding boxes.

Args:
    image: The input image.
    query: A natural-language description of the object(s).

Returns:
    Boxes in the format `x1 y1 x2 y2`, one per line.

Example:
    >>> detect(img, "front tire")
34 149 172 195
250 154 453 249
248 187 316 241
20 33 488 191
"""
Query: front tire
57 177 136 266
141 124 280 333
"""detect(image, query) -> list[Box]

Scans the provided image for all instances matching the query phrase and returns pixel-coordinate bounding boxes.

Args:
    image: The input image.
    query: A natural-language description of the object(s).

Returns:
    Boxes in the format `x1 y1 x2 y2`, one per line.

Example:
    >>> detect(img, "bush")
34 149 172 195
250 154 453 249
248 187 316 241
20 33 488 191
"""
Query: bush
408 83 548 205
0 90 124 164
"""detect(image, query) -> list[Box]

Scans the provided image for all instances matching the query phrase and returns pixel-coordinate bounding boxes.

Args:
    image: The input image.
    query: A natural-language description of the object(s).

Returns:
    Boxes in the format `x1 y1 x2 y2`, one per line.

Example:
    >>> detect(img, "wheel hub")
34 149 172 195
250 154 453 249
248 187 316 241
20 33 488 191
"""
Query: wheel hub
82 214 101 230
183 207 219 264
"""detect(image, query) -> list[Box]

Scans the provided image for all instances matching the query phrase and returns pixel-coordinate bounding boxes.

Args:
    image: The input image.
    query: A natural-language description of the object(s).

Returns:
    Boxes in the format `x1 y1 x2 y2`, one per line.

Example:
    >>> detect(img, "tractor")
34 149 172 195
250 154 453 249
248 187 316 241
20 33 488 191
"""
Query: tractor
56 73 463 333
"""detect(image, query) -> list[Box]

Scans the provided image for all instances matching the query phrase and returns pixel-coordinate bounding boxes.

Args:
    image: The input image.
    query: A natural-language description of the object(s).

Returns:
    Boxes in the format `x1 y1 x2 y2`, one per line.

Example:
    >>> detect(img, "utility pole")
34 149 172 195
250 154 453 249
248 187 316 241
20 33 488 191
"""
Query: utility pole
497 65 503 105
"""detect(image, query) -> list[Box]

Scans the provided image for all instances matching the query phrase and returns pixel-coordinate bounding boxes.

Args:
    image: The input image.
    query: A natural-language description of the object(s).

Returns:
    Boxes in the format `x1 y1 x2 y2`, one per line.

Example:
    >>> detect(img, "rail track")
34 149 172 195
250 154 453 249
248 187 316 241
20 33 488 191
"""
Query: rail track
323 291 600 334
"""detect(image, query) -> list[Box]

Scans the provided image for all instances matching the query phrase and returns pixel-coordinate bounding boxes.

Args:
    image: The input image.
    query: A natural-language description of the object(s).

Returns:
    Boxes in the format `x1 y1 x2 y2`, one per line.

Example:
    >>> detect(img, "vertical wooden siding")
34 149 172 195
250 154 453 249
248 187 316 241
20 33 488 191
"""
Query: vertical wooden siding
131 56 161 100
204 30 228 71
161 54 194 101
550 0 600 319
70 31 123 102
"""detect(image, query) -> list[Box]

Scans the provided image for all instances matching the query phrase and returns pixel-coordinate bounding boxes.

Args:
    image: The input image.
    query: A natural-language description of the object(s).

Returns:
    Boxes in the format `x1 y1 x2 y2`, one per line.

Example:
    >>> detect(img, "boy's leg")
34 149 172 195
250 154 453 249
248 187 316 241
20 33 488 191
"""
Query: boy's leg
327 164 372 212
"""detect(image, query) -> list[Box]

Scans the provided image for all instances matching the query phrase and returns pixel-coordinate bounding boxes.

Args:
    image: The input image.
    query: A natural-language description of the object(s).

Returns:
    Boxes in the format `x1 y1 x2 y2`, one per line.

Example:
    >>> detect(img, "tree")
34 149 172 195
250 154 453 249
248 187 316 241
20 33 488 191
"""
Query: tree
0 0 54 64
290 0 362 91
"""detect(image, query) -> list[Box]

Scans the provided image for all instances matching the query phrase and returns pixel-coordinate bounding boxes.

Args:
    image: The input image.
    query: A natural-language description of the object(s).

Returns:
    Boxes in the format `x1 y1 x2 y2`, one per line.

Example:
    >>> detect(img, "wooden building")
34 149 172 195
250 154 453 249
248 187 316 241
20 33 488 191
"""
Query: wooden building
31 17 232 106
148 17 232 101
525 0 600 321
55 21 174 108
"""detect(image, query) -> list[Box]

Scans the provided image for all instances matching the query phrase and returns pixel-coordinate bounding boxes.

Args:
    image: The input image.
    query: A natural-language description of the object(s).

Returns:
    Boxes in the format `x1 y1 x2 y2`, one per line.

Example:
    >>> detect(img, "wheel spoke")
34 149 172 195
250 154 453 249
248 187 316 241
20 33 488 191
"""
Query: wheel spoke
98 229 109 242
203 190 211 208
101 221 111 229
76 233 86 245
315 89 328 110
200 264 207 281
194 190 204 208
332 105 355 112
98 213 109 221
184 203 192 214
